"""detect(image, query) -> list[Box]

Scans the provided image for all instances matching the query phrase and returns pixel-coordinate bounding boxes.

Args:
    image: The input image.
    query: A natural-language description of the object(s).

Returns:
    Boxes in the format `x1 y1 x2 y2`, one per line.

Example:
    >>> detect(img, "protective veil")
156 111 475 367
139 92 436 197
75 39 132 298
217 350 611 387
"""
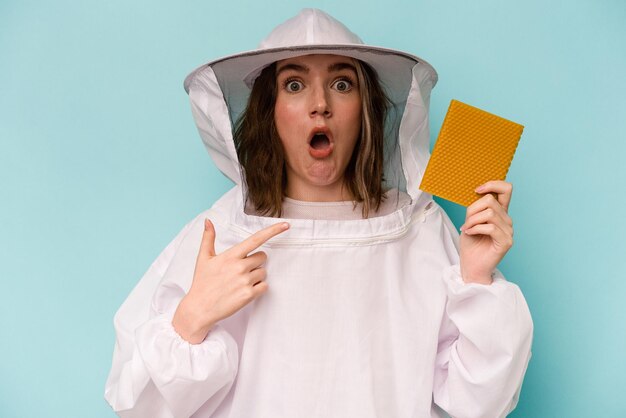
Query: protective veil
105 9 533 418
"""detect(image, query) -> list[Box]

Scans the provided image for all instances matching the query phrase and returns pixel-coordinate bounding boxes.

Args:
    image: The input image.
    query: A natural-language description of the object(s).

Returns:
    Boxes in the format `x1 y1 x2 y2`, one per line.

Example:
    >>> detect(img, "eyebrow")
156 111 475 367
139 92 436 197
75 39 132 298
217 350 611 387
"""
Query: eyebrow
327 62 357 73
276 61 357 78
276 63 308 77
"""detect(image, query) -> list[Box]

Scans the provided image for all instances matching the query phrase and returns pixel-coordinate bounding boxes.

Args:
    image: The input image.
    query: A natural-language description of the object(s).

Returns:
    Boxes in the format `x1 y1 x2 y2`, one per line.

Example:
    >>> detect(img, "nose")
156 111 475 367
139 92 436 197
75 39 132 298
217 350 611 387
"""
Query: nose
309 85 331 118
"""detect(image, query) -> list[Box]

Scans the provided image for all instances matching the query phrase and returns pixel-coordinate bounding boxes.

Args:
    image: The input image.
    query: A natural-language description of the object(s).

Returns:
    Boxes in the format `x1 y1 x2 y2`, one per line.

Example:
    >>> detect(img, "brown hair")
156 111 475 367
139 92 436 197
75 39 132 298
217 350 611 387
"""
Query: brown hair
234 58 390 218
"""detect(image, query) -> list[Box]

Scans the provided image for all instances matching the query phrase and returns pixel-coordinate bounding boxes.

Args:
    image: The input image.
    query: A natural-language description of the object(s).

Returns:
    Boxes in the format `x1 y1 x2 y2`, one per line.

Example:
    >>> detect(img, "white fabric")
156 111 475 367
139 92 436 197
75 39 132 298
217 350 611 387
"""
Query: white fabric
105 9 533 418
245 189 413 220
105 190 532 418
184 8 437 161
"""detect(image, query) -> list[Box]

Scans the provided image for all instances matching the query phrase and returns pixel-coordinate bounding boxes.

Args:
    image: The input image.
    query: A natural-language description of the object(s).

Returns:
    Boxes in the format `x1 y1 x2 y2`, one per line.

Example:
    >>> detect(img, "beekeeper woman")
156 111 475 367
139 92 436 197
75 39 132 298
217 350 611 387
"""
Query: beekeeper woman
105 8 533 418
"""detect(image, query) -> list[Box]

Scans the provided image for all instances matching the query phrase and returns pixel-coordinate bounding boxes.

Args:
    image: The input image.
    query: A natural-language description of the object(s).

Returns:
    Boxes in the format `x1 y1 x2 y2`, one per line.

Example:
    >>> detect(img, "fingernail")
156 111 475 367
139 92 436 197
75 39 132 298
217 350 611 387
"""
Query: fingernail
475 185 484 192
204 218 211 230
281 222 290 229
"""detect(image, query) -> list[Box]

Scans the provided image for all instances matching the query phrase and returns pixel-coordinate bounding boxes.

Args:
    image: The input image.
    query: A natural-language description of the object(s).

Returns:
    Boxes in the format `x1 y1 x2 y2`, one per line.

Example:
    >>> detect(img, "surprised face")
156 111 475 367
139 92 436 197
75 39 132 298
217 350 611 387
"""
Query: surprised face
274 54 362 201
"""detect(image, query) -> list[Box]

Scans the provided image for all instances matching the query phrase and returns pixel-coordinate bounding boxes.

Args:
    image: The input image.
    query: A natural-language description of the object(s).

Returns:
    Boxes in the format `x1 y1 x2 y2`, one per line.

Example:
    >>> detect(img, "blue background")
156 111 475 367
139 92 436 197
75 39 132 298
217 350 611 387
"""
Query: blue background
1 1 625 417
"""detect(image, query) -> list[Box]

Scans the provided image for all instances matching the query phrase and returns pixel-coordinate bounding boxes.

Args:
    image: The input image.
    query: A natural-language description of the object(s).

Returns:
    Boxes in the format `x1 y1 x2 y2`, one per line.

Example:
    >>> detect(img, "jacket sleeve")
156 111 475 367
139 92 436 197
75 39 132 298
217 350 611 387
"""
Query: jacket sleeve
104 218 239 418
432 209 533 418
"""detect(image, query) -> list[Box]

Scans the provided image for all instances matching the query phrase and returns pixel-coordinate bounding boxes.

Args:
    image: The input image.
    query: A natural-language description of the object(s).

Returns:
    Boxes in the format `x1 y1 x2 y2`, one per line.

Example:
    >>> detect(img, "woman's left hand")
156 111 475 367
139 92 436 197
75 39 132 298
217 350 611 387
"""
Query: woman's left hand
459 180 514 285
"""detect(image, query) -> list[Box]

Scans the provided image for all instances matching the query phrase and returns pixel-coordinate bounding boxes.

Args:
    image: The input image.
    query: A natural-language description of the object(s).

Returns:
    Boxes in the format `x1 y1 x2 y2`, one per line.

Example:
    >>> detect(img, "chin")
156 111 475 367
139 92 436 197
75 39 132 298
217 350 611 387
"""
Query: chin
306 163 342 185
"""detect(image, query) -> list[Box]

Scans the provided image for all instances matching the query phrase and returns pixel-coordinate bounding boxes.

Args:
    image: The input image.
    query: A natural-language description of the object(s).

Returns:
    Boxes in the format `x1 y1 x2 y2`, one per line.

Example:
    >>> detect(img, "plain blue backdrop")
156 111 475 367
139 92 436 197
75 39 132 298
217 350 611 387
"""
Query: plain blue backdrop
1 1 625 417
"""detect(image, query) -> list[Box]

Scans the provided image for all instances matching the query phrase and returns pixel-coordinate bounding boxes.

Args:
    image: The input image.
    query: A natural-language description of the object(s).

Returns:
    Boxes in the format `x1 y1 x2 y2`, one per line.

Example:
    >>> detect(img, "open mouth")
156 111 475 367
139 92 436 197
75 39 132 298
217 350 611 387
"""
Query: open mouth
310 133 331 150
308 131 334 159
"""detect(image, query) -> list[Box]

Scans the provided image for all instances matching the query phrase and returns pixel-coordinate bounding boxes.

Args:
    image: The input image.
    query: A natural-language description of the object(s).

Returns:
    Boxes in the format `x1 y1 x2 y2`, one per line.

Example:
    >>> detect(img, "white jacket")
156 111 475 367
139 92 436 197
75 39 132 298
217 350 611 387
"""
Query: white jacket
104 11 533 418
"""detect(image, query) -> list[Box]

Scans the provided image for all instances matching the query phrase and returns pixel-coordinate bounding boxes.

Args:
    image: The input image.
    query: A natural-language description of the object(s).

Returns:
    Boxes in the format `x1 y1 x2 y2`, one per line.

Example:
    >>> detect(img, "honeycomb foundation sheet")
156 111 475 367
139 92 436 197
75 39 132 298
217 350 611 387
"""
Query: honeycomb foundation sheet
419 100 524 207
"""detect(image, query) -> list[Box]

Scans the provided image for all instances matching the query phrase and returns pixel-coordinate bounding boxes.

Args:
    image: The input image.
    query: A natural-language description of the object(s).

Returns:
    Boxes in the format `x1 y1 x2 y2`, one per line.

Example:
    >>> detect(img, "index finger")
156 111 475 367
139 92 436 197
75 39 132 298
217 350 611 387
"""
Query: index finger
227 222 290 258
475 180 513 212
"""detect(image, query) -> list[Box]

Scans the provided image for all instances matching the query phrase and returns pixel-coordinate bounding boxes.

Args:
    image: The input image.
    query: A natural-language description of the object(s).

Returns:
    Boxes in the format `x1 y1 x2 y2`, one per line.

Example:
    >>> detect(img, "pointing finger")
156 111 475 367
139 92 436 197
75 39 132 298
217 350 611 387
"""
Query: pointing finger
228 222 290 259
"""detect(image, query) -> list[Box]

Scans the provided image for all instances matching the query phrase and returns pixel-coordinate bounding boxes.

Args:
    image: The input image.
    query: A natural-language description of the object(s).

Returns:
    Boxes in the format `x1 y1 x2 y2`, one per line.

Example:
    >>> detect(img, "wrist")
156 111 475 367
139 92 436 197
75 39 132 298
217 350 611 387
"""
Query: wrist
172 296 215 344
460 267 494 285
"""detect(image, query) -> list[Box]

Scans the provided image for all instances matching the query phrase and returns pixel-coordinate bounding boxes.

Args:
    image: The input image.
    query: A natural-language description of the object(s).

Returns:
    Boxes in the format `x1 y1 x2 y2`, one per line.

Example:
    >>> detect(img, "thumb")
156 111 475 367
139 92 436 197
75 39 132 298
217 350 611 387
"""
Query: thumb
199 218 217 257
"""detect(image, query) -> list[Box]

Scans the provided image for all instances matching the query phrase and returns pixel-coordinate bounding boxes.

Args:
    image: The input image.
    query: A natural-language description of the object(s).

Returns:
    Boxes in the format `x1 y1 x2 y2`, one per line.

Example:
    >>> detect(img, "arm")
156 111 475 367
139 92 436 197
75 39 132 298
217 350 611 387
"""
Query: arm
104 217 239 418
105 216 290 417
433 181 533 417
433 265 533 418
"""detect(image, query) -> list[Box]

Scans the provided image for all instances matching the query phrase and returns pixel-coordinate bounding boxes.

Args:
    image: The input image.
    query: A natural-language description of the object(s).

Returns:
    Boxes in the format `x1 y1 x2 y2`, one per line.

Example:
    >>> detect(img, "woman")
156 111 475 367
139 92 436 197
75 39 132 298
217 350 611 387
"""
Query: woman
105 9 532 418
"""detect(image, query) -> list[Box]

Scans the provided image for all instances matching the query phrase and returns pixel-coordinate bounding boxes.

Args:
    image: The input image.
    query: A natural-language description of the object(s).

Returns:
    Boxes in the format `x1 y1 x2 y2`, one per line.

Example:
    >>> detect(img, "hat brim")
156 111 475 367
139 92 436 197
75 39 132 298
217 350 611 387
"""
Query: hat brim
184 44 437 108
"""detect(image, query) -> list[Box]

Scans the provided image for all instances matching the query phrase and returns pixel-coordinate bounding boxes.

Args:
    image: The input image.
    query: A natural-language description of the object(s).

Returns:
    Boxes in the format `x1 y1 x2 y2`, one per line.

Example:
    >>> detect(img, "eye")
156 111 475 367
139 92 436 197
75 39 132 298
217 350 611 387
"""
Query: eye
332 78 353 92
284 79 304 92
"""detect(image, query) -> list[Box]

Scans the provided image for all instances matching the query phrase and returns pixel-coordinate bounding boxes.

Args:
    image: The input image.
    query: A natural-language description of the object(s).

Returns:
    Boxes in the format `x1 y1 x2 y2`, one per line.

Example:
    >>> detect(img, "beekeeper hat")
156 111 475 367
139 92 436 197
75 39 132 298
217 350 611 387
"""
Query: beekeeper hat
183 8 438 106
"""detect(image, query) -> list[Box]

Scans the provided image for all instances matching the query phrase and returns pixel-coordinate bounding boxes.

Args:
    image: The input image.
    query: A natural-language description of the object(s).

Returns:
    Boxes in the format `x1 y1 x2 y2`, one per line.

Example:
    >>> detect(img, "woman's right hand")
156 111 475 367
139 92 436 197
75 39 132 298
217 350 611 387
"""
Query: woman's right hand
172 218 290 344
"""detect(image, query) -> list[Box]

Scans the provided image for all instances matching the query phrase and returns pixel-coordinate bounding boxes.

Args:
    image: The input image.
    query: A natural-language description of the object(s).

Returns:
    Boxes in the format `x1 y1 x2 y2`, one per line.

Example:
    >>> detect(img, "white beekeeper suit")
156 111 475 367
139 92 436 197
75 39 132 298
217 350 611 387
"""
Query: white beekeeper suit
105 9 533 418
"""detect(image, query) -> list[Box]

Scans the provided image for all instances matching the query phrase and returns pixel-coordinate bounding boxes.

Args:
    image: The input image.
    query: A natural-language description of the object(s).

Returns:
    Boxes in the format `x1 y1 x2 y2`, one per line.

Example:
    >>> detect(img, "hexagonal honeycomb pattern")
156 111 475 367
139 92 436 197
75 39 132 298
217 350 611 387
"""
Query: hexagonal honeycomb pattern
419 100 524 207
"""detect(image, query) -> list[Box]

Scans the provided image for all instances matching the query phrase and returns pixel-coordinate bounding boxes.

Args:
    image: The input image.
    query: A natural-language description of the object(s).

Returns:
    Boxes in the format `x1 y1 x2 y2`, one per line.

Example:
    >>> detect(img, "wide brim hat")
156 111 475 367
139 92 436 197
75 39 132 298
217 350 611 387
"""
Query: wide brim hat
183 8 438 110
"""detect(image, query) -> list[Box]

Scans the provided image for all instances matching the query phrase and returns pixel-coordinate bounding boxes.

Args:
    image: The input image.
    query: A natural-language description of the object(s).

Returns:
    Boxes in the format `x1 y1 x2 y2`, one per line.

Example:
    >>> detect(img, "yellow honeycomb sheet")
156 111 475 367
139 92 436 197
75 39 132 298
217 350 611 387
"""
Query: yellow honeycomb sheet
419 99 524 207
